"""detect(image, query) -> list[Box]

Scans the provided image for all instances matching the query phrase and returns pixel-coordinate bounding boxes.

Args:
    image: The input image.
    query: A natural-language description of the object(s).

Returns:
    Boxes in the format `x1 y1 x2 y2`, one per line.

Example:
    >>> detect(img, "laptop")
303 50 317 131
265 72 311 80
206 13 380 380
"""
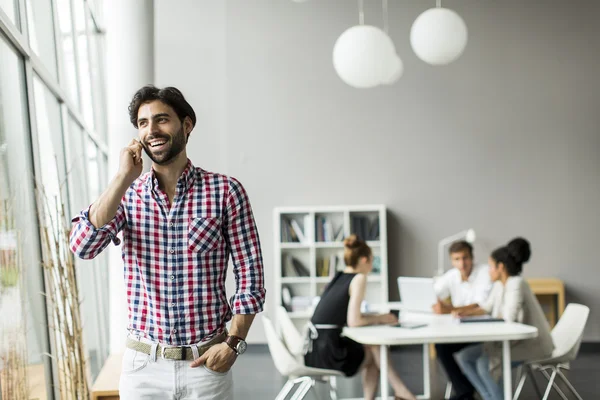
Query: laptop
397 277 438 313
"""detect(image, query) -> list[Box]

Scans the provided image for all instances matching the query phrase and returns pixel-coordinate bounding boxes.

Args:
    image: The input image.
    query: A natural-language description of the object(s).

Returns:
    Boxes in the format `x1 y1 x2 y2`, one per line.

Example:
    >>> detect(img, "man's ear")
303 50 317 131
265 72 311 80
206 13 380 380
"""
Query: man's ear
184 116 193 134
183 116 193 142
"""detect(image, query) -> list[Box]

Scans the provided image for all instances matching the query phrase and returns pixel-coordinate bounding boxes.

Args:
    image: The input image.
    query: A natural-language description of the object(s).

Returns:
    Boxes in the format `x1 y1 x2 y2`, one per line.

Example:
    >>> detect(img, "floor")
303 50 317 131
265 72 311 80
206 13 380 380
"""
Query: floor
232 344 599 399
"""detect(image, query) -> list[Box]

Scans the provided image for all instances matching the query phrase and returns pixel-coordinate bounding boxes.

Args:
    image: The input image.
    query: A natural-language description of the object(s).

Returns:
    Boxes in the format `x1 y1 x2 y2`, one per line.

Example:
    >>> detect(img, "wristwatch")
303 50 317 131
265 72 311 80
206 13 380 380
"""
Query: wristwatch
225 335 247 355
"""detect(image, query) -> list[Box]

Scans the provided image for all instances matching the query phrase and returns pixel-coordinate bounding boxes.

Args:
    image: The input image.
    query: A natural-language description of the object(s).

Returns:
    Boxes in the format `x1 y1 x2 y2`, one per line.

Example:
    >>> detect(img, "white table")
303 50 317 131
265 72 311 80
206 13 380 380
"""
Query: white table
343 311 538 400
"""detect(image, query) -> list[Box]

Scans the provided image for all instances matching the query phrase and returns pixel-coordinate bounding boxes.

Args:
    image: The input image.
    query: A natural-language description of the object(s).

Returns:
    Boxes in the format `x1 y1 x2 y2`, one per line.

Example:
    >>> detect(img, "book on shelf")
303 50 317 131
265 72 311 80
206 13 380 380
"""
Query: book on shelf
282 255 310 277
351 215 380 241
281 215 311 244
316 254 343 277
315 216 343 242
290 219 306 243
282 285 293 311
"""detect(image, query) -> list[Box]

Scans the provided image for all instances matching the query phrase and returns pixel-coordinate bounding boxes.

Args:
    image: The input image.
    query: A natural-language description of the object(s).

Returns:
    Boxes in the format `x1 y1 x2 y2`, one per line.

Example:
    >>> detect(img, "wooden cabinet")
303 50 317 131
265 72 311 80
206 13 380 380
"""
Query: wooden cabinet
527 278 565 328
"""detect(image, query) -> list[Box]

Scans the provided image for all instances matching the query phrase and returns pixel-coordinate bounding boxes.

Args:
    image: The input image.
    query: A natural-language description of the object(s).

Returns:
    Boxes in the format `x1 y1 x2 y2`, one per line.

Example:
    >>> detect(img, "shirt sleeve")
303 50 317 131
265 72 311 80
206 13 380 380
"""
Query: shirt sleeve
501 278 525 323
473 266 493 306
481 282 498 314
225 177 266 315
69 201 126 260
434 272 451 301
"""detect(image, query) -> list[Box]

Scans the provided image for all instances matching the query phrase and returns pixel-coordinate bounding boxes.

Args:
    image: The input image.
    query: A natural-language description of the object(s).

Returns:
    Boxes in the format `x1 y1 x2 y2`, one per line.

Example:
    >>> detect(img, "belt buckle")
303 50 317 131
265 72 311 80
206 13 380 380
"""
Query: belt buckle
178 347 186 360
160 345 186 360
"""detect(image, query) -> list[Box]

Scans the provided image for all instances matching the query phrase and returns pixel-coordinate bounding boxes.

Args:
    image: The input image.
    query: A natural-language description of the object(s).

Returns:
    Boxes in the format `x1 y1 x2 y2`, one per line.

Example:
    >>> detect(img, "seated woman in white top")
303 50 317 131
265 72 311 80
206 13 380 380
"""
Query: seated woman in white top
452 238 554 400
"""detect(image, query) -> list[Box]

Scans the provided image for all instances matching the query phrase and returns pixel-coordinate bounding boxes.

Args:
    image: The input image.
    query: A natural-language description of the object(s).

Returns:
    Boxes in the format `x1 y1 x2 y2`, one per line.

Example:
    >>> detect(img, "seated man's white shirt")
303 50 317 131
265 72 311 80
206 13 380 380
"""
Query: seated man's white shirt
434 264 492 307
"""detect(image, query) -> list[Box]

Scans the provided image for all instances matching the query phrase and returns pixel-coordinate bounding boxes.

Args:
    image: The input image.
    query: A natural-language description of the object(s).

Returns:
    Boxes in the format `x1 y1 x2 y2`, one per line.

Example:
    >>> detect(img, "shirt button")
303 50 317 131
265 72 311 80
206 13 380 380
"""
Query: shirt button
170 275 175 280
169 222 174 227
169 248 175 254
172 329 177 334
171 302 176 307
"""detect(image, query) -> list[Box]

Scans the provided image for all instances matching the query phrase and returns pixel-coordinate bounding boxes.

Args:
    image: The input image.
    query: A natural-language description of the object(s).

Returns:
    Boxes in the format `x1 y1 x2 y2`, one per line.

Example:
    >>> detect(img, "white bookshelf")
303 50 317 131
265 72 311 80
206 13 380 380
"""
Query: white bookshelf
273 205 389 332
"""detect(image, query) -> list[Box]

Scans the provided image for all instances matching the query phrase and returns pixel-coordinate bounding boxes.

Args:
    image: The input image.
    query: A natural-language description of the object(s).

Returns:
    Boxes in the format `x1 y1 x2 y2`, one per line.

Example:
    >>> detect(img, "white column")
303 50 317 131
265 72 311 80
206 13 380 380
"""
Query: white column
103 0 154 354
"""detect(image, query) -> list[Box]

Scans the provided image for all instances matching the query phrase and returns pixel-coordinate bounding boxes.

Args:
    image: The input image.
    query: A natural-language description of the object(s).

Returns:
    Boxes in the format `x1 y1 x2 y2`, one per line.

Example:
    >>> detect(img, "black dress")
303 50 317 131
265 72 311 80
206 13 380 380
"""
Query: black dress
304 272 365 377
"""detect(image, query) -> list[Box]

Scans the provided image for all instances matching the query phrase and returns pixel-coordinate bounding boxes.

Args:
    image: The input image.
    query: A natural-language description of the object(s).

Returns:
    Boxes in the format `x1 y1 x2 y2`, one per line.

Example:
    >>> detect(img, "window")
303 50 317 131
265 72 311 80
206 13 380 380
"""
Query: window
55 0 79 104
0 0 108 397
0 36 52 400
0 0 19 28
25 0 59 78
73 0 94 128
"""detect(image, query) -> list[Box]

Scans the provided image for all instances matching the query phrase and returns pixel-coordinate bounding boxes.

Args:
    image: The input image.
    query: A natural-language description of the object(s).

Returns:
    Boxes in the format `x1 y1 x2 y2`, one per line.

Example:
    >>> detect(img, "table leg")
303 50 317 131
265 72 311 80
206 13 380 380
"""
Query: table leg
381 344 389 400
422 344 431 399
503 340 512 400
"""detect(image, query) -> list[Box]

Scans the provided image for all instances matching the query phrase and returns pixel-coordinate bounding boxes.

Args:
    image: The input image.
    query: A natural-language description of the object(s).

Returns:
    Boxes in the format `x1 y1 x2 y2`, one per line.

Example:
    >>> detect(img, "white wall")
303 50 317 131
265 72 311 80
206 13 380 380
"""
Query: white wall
155 0 600 342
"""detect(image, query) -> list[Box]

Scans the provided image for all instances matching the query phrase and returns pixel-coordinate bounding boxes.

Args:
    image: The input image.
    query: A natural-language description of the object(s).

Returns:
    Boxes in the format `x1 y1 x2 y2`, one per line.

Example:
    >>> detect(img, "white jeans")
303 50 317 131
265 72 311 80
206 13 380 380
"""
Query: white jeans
119 335 233 400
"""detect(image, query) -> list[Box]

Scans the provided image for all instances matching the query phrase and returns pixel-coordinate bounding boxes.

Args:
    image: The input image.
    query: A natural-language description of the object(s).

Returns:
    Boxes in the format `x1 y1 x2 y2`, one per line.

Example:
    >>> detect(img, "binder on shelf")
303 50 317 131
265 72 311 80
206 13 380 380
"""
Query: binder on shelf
282 255 309 277
282 285 293 311
292 257 309 277
351 215 380 241
282 255 298 277
290 219 306 243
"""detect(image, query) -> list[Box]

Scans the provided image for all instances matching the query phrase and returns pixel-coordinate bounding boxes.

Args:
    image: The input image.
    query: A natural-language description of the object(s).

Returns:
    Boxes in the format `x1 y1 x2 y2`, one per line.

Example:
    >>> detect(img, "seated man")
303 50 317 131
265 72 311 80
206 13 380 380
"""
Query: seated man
433 241 491 400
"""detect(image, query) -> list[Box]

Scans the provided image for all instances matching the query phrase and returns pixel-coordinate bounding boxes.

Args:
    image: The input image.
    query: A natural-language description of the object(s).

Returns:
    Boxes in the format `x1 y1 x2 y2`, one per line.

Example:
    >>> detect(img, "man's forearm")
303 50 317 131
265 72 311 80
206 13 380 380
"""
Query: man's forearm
228 314 256 339
453 303 479 312
89 173 131 228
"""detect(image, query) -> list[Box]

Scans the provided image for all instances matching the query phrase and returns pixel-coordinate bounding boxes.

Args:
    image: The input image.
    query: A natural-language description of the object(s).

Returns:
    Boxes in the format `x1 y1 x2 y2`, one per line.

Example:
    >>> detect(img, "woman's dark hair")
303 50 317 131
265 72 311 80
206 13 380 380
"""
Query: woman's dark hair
343 234 372 268
490 237 531 276
128 85 196 128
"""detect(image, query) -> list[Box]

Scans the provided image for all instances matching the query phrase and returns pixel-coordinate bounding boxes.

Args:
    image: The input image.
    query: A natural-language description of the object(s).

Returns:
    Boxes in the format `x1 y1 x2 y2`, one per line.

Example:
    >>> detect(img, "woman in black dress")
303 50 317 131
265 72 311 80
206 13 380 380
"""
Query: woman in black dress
304 235 416 400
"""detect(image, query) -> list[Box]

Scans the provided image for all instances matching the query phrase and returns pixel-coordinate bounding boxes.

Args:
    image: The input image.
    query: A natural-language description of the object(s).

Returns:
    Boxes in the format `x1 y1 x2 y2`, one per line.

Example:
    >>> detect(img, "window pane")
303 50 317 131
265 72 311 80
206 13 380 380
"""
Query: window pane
25 0 58 78
86 3 106 140
55 0 79 104
32 76 65 201
86 137 100 200
74 0 94 128
64 121 106 379
64 118 87 212
0 37 51 400
0 0 19 28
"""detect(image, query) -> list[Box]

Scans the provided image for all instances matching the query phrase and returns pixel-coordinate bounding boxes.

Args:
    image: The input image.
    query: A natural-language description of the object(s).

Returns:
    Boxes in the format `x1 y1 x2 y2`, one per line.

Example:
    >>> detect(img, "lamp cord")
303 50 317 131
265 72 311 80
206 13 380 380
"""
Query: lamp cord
358 0 364 25
382 0 389 33
436 0 442 7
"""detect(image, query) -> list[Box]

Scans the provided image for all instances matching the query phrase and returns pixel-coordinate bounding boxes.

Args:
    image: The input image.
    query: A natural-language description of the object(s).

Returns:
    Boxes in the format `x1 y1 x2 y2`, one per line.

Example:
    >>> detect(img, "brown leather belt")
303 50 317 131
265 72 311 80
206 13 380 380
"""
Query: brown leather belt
126 331 227 361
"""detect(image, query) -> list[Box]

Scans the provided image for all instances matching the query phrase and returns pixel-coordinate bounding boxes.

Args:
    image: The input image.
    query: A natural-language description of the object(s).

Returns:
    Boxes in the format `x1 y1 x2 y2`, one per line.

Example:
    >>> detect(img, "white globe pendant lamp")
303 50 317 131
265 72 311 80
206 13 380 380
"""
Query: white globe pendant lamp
382 54 403 85
410 3 468 66
333 0 402 88
333 25 397 88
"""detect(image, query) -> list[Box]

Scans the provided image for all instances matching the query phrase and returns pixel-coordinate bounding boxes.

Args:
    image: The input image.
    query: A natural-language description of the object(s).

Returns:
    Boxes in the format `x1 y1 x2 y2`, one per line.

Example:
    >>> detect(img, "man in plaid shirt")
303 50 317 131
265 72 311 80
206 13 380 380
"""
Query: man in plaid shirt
70 85 265 399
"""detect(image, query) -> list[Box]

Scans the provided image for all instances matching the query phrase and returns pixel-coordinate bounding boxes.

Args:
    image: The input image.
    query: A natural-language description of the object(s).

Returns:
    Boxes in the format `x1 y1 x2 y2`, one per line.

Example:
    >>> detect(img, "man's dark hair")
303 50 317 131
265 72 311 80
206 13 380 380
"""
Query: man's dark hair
128 85 196 128
448 240 473 257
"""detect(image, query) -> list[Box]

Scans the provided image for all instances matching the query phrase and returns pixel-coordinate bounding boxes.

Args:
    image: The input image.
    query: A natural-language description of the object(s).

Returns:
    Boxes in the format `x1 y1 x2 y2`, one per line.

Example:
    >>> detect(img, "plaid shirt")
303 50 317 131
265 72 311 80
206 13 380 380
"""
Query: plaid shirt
70 160 265 345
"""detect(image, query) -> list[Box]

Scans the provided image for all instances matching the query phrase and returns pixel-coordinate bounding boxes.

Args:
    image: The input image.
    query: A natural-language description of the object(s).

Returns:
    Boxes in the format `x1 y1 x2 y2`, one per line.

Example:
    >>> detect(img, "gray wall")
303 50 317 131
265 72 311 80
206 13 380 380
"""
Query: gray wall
155 0 600 342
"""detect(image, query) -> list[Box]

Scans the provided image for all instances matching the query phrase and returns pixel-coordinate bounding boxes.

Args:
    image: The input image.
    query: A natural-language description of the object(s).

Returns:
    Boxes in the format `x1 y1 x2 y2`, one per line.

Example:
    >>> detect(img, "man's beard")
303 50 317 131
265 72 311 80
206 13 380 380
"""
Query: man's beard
143 128 187 165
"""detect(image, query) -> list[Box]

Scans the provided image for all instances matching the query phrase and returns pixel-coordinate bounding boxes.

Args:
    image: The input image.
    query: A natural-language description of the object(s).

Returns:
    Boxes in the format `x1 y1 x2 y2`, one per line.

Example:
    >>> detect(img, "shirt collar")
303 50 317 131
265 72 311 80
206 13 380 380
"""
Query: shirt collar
143 159 197 192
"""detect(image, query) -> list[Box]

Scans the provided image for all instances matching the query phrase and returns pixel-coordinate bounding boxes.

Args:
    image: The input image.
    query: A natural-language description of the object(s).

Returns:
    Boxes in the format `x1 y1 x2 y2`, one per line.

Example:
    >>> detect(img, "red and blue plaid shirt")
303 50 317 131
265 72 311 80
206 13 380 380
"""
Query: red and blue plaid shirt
70 160 265 345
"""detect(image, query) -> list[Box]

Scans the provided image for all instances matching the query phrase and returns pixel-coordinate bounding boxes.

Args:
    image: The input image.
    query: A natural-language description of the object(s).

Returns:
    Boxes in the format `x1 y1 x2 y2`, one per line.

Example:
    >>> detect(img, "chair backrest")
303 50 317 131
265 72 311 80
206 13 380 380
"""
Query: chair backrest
550 303 590 361
262 314 301 377
276 305 305 356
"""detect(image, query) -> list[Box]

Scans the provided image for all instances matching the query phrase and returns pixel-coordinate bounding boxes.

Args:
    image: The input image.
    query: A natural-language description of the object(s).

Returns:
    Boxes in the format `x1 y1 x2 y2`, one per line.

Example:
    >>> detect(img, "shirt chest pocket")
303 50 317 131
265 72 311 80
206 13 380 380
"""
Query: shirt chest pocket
188 217 223 253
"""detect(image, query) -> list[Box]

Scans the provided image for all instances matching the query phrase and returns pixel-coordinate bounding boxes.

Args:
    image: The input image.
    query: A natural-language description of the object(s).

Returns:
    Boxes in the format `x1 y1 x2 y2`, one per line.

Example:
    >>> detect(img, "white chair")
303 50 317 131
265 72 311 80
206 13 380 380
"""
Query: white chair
263 314 344 400
276 305 305 357
513 303 590 400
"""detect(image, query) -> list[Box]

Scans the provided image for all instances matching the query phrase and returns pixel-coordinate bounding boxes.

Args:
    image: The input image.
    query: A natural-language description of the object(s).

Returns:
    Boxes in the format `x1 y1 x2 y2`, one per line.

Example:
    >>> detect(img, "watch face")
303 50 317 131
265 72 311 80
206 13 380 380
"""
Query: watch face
237 340 247 355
